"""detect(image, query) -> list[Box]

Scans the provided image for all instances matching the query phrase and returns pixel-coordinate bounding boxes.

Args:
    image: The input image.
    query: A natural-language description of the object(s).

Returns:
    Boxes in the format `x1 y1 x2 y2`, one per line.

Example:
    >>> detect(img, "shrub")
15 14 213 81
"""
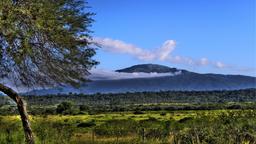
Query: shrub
77 121 96 128
79 105 90 111
56 101 74 114
133 110 144 115
178 117 193 123
160 112 167 116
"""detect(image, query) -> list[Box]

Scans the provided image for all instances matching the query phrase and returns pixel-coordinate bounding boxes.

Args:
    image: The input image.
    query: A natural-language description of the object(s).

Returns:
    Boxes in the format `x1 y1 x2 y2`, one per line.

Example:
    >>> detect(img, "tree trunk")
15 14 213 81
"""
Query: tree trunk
0 83 35 144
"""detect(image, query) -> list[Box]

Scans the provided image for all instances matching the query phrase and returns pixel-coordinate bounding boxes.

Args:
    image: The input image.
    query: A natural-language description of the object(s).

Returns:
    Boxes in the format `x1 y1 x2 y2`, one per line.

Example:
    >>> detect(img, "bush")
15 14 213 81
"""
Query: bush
160 112 166 116
79 105 90 111
133 110 144 115
77 121 96 128
56 101 74 114
178 117 193 123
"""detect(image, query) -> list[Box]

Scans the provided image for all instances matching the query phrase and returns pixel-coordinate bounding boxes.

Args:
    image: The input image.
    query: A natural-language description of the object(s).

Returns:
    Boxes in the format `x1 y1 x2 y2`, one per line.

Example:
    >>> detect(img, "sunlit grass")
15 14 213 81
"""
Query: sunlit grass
0 110 256 143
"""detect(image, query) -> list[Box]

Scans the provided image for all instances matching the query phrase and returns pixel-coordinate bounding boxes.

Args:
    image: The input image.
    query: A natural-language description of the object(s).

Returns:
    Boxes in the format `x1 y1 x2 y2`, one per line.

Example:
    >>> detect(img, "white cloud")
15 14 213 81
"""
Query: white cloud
93 37 234 70
215 61 226 68
93 38 142 55
199 58 209 66
93 37 176 61
158 40 176 61
89 68 182 80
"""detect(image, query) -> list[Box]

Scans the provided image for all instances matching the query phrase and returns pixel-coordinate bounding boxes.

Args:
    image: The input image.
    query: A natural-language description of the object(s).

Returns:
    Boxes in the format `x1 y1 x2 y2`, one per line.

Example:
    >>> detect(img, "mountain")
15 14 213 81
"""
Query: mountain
26 64 256 95
116 64 186 73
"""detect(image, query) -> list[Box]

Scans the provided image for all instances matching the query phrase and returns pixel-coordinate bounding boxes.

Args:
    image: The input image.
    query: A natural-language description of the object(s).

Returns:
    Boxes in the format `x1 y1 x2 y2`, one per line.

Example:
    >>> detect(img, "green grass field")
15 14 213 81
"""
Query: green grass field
1 110 256 144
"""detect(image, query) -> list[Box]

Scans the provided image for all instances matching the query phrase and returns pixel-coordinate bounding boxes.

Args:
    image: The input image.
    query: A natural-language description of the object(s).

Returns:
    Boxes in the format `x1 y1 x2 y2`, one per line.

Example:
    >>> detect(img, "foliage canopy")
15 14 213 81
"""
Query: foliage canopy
0 0 98 87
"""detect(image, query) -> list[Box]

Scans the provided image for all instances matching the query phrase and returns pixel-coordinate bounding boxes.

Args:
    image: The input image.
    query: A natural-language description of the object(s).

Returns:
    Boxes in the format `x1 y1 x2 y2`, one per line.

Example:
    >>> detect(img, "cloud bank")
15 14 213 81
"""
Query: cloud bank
93 37 228 69
89 69 181 81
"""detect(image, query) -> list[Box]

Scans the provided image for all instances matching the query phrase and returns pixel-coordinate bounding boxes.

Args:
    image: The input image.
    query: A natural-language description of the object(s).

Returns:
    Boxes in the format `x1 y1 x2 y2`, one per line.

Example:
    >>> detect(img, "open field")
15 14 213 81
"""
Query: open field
1 110 256 144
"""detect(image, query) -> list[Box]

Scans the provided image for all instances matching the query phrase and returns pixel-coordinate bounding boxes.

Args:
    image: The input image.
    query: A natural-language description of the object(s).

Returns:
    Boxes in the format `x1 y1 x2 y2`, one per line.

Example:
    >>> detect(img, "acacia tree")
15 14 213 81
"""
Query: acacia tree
0 0 98 143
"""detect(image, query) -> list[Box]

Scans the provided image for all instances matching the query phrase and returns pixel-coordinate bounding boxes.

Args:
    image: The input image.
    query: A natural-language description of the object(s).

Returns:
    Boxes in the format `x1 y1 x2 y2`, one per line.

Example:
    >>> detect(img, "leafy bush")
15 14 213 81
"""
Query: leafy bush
56 101 75 115
77 121 96 128
133 110 144 115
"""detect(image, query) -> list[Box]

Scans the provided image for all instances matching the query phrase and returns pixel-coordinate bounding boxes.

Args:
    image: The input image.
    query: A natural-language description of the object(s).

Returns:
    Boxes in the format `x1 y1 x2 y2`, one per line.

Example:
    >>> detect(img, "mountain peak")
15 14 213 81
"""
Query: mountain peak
116 64 182 73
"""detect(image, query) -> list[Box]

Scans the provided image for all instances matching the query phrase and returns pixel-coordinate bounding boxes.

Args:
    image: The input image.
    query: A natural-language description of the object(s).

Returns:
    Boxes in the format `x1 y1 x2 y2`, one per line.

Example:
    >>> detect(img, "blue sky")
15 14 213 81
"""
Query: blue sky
87 0 255 76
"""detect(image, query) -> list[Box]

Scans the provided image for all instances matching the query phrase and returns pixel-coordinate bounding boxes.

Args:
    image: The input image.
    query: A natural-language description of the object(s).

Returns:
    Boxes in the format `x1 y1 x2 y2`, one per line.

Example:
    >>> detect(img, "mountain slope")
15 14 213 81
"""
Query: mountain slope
82 73 256 93
26 64 256 95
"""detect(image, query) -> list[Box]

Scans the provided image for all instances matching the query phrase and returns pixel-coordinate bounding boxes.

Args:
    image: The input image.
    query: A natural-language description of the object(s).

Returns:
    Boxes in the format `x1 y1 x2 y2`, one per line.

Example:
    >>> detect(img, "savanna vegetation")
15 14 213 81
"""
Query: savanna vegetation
1 89 255 115
0 110 255 144
0 89 256 143
0 0 255 143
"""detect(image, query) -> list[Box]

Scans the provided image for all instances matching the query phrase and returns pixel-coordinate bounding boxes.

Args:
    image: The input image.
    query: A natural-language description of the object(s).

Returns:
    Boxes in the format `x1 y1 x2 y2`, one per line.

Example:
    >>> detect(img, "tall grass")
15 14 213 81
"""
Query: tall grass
0 110 255 144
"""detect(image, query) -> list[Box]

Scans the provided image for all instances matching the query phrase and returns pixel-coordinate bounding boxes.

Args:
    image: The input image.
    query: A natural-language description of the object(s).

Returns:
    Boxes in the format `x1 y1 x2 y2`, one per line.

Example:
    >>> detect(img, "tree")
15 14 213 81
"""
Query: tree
0 0 98 143
56 101 74 114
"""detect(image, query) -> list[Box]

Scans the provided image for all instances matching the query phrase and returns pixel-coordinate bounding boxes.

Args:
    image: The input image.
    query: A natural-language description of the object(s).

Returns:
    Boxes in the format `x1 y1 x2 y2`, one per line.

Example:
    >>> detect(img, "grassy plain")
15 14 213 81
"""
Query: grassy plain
0 110 256 144
1 89 255 143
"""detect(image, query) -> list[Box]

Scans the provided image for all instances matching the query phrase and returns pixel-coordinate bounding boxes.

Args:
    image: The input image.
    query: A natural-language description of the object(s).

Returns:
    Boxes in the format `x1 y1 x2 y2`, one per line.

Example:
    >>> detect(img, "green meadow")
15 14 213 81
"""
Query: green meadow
1 110 256 144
